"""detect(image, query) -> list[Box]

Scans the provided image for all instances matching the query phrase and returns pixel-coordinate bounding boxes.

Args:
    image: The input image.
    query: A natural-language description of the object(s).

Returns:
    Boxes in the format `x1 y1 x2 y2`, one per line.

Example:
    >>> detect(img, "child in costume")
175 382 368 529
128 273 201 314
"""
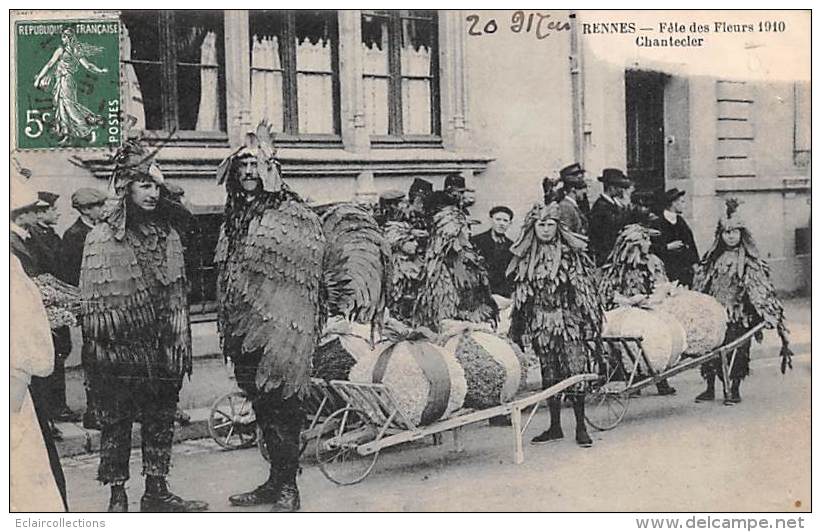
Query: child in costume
693 198 793 404
384 221 427 324
507 202 603 446
598 223 676 395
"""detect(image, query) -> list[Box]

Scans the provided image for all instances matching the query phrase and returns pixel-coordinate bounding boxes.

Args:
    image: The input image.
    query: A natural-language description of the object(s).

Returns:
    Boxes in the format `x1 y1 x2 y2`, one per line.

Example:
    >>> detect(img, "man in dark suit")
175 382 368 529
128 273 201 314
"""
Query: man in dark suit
556 163 589 235
651 188 699 287
29 192 81 424
62 188 108 286
471 205 514 297
62 188 109 429
588 168 633 266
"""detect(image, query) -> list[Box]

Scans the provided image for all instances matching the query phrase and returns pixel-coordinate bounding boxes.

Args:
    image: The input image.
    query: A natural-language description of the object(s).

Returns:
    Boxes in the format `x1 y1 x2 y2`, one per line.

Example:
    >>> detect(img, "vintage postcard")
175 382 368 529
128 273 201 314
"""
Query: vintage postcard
7 8 811 519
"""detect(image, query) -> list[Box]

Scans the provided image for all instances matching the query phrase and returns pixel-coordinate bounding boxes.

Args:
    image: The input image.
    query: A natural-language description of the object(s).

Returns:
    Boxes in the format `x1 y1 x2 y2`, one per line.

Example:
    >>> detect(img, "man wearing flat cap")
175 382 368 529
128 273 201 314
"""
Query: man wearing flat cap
28 192 81 426
471 205 515 297
62 187 108 429
589 168 633 266
556 163 589 235
651 188 699 287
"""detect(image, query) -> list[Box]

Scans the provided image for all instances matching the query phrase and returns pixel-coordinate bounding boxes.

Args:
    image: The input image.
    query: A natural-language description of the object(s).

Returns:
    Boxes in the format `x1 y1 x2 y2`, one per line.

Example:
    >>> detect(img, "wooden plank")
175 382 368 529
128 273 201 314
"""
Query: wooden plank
511 407 524 465
718 100 752 120
358 374 598 455
717 158 755 177
717 139 753 158
716 80 753 101
717 120 754 139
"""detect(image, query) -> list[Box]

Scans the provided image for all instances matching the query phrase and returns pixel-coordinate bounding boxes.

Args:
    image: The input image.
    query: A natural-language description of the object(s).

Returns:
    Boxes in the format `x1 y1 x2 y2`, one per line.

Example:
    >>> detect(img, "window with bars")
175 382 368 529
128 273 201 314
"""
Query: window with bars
361 10 441 141
120 10 227 137
249 10 341 137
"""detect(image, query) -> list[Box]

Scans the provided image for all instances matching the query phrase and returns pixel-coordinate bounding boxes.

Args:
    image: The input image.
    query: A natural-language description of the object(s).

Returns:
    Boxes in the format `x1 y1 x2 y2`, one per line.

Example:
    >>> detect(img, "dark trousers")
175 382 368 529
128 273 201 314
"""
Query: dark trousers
701 324 752 382
233 350 305 483
29 383 68 510
90 374 180 484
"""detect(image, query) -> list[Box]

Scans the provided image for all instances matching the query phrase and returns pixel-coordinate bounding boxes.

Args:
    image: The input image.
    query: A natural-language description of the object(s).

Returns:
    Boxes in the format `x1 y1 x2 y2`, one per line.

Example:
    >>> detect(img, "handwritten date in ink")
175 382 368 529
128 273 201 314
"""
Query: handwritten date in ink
466 12 571 40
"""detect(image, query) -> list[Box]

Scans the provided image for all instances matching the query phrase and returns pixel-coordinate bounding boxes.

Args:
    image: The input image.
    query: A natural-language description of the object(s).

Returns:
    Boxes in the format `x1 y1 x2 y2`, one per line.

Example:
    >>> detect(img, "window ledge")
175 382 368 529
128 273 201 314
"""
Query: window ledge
74 145 495 179
715 176 810 192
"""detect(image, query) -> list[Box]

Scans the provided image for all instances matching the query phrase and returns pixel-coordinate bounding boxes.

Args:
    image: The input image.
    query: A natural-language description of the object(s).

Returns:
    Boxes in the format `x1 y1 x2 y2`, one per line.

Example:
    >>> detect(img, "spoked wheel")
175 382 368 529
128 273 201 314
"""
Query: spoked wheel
585 349 631 431
316 407 380 486
585 384 630 431
208 391 258 450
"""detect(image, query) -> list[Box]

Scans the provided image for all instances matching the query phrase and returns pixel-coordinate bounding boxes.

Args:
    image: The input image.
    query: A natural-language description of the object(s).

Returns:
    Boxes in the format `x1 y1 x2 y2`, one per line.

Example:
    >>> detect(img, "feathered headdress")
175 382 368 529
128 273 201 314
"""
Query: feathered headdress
216 120 283 194
105 139 189 240
702 197 760 272
604 223 660 267
509 201 588 260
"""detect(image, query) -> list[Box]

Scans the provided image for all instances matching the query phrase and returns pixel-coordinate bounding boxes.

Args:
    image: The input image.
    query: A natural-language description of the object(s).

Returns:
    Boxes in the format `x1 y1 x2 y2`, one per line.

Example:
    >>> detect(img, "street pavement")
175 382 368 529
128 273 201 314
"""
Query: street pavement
60 349 810 513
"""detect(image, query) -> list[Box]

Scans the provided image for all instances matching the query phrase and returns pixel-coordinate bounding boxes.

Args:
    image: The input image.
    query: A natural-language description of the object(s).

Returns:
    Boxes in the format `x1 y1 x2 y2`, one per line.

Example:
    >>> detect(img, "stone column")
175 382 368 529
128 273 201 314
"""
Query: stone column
224 10 251 148
439 10 470 151
687 76 719 247
338 10 369 153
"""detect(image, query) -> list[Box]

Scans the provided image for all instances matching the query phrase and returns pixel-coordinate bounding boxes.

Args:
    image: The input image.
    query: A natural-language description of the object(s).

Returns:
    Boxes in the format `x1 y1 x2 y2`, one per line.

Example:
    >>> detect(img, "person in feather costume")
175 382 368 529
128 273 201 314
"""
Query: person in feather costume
216 122 389 512
413 205 499 330
693 198 793 404
384 221 427 324
598 223 677 395
80 140 206 512
507 202 603 447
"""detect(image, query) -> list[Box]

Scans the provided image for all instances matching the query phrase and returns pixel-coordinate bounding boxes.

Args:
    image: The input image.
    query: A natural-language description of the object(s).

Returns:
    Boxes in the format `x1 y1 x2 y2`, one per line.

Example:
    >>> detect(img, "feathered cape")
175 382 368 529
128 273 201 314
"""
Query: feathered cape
80 221 191 380
216 191 326 399
413 206 498 329
508 239 603 352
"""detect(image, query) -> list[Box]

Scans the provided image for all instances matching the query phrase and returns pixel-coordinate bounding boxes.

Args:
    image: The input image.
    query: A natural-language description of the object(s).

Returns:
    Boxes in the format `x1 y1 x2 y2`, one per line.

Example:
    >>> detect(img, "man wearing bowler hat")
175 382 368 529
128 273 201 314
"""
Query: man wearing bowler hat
424 173 467 218
652 188 699 287
471 205 515 297
589 168 633 266
556 163 589 235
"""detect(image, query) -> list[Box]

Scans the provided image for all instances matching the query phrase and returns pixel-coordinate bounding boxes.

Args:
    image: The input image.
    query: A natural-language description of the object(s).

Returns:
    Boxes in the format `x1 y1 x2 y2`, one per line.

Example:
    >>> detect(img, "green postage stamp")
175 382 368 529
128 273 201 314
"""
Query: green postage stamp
15 19 121 150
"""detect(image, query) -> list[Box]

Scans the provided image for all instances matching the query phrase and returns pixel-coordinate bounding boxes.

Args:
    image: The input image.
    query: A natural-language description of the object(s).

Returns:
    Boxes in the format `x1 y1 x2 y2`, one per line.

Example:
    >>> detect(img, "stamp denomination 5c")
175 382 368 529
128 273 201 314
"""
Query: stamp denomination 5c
15 19 121 150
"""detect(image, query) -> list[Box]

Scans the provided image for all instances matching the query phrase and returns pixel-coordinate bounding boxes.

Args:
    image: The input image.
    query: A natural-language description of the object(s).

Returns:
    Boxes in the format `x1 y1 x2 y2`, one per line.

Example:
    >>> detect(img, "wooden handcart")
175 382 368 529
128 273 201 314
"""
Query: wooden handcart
314 373 598 485
584 322 767 431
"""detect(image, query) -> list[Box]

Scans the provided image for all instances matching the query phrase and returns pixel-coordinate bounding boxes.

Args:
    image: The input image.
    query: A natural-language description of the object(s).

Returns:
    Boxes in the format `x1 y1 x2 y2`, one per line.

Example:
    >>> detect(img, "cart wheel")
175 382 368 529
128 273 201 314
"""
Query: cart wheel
208 391 257 450
585 354 630 431
584 382 630 430
316 407 379 486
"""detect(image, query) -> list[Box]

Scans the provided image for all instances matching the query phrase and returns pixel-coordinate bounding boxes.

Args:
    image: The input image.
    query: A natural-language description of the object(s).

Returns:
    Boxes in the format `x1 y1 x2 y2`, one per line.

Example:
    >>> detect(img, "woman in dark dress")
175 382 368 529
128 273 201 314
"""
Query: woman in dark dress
651 188 699 287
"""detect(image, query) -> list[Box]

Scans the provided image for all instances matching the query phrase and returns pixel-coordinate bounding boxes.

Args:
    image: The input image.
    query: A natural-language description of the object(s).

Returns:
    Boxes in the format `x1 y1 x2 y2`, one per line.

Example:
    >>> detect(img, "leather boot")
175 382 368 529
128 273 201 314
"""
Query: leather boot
572 396 592 448
140 476 208 512
726 379 742 404
531 396 564 444
695 374 715 403
228 467 280 507
107 484 128 512
270 467 300 512
656 379 677 396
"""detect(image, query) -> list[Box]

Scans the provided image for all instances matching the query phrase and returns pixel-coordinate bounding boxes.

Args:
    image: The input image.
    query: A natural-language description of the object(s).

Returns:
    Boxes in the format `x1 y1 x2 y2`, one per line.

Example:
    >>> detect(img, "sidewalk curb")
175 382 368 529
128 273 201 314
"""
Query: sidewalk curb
56 407 213 458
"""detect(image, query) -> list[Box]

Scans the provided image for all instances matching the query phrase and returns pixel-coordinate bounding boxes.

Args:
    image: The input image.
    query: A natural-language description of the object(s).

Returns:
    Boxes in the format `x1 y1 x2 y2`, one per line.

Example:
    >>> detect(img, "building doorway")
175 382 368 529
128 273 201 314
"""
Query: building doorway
625 70 668 195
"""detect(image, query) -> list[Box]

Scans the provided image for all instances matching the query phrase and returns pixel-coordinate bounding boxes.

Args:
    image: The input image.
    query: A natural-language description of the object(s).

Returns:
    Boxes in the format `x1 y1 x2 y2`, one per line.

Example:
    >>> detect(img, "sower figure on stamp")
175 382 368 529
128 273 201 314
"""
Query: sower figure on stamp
507 202 603 447
693 198 793 404
216 123 326 512
80 141 206 512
